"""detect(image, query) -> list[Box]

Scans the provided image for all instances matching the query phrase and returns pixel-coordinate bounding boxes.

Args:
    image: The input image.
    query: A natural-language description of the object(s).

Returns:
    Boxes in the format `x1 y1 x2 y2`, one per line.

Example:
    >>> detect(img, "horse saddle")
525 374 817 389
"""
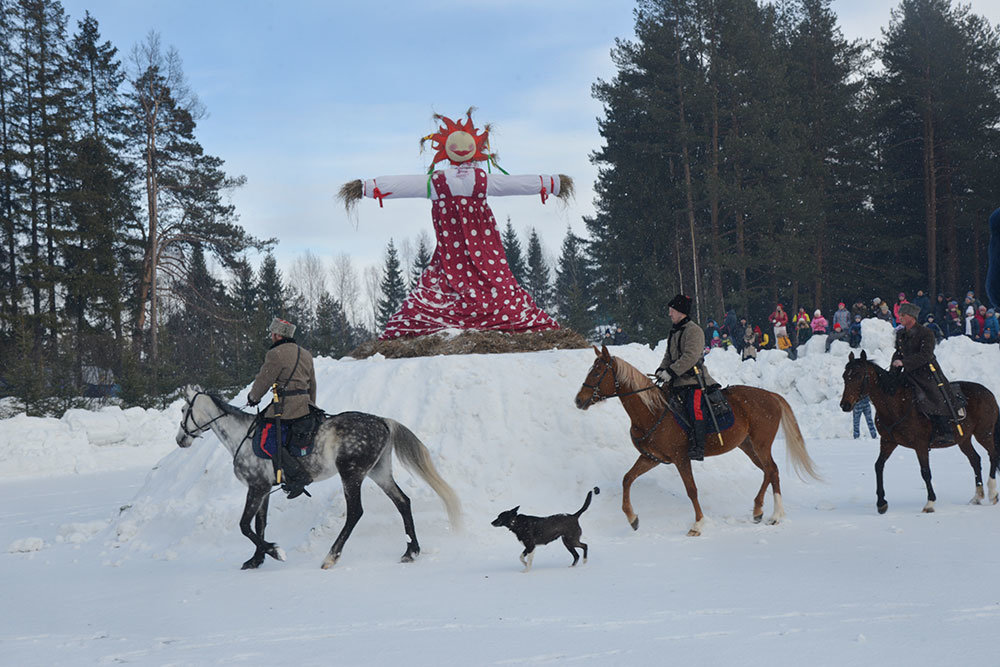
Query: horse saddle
251 406 326 459
909 381 968 423
667 386 735 435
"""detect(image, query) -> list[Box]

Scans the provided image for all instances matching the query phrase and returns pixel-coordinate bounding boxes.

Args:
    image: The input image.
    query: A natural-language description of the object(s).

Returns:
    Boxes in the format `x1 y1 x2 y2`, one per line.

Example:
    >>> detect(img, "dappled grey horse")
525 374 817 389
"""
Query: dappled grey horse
175 385 462 569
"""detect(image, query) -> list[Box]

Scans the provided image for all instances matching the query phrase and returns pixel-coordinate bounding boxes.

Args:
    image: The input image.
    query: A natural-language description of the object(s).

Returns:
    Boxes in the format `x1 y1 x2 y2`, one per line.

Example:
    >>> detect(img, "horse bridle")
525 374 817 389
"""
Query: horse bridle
179 391 228 440
581 356 657 407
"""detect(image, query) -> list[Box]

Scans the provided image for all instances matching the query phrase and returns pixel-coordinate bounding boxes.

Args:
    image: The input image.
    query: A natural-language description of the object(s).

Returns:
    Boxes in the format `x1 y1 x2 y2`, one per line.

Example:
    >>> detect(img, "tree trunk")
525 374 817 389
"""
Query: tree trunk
939 148 958 296
922 79 938 297
674 37 700 323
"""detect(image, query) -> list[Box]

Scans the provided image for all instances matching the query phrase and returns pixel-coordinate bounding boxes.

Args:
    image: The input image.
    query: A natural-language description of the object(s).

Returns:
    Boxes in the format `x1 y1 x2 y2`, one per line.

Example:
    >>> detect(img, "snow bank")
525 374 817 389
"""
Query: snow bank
0 403 181 478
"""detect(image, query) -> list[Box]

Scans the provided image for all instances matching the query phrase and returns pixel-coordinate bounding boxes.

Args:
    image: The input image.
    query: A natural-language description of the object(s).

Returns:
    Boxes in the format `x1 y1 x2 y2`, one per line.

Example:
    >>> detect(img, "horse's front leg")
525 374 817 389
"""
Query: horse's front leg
914 446 937 513
874 439 897 514
239 484 284 570
957 439 985 504
321 475 364 569
622 454 659 531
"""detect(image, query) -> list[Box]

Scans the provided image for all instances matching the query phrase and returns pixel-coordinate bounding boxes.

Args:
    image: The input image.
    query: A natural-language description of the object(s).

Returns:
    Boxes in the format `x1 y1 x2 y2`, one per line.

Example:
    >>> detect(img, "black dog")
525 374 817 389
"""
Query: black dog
491 487 599 571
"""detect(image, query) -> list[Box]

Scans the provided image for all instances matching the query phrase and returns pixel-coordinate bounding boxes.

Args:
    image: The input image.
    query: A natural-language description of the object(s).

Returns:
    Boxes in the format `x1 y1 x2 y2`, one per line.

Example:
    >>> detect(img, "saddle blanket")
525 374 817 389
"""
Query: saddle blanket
670 387 736 435
251 419 315 459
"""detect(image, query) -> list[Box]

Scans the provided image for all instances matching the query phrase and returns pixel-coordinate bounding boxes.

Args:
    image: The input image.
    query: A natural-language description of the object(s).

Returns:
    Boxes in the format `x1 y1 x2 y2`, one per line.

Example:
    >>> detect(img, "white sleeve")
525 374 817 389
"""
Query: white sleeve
361 175 432 200
486 174 561 198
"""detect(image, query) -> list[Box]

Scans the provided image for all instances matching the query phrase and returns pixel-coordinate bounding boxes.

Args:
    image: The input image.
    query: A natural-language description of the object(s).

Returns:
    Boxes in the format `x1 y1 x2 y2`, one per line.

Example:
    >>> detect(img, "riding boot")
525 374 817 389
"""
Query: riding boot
688 417 707 461
281 456 313 499
929 414 954 445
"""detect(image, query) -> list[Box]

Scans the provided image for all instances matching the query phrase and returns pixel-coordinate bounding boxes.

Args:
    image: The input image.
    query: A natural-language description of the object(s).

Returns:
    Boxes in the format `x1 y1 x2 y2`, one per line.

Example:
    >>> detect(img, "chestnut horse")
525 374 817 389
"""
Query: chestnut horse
839 350 1000 514
574 346 819 536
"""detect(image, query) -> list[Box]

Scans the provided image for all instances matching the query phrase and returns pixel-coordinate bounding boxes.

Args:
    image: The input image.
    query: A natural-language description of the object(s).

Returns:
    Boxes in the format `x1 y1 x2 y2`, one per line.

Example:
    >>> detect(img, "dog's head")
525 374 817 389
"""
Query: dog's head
491 507 520 528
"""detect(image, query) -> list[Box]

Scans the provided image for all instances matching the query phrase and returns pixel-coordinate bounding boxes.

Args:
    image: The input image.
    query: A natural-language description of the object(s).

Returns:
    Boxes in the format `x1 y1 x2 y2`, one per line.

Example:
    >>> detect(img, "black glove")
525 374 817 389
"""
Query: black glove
247 394 259 407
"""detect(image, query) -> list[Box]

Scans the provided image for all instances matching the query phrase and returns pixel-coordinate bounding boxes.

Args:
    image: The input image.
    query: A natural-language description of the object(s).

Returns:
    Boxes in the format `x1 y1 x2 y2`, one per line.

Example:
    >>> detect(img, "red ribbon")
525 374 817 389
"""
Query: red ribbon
539 176 548 204
372 186 392 208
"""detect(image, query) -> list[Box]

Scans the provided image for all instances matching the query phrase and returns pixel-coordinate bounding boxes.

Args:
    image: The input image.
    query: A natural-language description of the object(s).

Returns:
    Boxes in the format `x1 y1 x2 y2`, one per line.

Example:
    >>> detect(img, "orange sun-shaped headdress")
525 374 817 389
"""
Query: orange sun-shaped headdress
421 108 494 167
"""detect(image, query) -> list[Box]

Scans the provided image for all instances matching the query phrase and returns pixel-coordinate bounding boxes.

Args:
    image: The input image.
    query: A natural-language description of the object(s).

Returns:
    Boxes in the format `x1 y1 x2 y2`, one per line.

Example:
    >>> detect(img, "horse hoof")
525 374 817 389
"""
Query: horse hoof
321 554 339 570
753 513 763 524
687 528 701 537
241 558 262 570
767 518 779 526
971 497 983 505
992 495 999 505
922 506 935 514
630 517 639 531
877 503 888 514
266 544 286 562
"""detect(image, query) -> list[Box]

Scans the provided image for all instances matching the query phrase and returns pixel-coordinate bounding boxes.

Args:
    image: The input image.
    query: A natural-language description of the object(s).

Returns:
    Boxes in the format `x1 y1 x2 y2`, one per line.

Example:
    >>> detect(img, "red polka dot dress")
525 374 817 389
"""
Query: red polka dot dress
380 167 559 339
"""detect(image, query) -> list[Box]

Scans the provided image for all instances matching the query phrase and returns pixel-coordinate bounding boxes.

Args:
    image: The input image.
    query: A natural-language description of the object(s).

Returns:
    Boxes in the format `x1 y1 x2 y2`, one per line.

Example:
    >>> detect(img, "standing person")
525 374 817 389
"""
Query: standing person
811 309 829 334
247 317 318 498
832 302 851 332
893 292 910 323
933 293 947 323
848 315 863 348
770 303 789 334
983 308 999 340
925 314 945 342
965 306 979 339
945 301 963 337
851 300 870 320
655 294 717 461
913 289 931 322
852 394 878 439
891 303 956 444
742 325 758 361
875 301 895 324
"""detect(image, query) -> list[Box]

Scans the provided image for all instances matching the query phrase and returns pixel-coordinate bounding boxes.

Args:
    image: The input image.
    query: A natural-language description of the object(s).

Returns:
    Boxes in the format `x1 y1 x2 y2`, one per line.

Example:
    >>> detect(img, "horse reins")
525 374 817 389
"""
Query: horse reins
180 391 230 439
582 356 673 464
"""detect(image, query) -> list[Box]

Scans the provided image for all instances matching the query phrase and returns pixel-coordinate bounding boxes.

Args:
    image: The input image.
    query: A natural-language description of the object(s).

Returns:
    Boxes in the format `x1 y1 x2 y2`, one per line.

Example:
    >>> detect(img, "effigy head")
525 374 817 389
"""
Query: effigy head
421 107 492 166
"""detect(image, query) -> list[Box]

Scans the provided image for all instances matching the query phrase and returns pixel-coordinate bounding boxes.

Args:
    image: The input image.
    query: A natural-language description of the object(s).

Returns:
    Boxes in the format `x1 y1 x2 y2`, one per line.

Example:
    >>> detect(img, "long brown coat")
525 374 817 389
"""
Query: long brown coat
891 323 951 416
658 317 716 388
249 339 317 419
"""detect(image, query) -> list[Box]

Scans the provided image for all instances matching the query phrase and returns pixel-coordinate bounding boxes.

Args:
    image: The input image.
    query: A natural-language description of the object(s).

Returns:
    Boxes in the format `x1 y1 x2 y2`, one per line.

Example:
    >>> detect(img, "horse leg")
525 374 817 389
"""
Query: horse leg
673 459 705 536
321 475 364 569
239 484 284 570
914 446 936 513
368 453 420 563
737 438 770 523
874 439 898 514
979 422 999 504
622 454 659 531
957 439 985 504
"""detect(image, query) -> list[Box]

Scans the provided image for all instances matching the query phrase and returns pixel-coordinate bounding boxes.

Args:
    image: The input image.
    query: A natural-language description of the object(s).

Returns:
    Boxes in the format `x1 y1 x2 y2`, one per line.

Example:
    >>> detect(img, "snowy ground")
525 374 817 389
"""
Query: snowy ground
2 320 999 666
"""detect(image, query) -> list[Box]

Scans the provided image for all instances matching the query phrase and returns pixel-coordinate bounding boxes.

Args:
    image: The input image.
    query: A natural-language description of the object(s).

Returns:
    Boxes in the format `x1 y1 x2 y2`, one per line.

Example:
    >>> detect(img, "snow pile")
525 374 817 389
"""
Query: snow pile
0 403 180 478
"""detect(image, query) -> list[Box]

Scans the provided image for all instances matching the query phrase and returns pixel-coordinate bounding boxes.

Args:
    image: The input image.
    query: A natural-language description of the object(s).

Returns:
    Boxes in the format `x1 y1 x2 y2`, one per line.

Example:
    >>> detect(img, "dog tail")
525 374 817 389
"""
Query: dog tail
385 418 463 532
574 487 600 517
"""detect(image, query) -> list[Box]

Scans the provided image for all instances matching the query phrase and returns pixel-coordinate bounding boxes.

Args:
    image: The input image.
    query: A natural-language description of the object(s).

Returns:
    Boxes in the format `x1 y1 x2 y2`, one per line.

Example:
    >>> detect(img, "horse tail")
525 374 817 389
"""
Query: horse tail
385 419 463 532
774 392 822 482
574 487 600 517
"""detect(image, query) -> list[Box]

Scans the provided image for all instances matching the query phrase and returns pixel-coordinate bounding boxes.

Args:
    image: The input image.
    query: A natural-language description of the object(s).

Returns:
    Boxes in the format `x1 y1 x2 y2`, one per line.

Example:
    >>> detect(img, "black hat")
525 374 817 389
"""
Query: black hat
668 294 692 315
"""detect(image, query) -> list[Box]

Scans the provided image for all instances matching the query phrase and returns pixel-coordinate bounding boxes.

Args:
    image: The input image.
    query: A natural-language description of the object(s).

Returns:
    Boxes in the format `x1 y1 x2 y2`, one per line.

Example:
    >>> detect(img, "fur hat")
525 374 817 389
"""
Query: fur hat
667 294 692 315
897 302 920 320
268 317 296 338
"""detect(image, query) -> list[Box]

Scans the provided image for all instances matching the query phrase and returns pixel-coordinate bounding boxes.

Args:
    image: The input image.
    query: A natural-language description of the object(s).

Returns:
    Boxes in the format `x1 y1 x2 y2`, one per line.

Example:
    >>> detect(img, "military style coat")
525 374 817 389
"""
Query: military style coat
249 338 317 419
658 317 716 390
891 323 951 416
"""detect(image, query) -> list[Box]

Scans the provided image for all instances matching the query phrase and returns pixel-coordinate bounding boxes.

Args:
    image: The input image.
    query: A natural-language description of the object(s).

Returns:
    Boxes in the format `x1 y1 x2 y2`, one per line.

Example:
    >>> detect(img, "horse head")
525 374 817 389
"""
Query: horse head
575 345 618 410
176 384 211 447
840 350 875 412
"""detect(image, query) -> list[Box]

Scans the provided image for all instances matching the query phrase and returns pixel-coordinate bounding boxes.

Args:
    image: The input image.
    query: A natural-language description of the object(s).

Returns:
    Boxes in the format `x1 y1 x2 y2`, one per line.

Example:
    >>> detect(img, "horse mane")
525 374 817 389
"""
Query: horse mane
205 392 249 417
612 357 667 413
851 358 901 396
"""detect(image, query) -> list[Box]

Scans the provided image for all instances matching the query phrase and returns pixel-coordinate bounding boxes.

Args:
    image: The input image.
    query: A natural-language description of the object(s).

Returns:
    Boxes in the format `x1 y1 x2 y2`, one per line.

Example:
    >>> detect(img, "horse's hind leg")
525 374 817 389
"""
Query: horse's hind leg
957 439 985 504
914 446 937 513
368 453 420 563
622 454 659 531
322 475 364 569
240 484 284 570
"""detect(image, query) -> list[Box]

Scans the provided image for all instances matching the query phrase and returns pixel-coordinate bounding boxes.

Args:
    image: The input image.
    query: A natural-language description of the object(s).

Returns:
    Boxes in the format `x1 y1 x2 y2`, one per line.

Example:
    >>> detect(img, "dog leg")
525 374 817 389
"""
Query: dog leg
562 536 580 566
521 547 534 572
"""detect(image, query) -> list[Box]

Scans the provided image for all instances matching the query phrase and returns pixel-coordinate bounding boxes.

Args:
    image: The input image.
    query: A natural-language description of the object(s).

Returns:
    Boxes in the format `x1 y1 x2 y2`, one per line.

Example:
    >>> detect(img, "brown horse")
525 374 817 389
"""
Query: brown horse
839 350 1000 514
574 346 819 536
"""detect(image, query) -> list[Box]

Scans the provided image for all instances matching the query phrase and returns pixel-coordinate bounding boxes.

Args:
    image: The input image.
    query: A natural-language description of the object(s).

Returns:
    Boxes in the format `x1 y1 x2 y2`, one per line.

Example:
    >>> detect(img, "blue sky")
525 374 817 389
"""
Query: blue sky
57 0 1000 276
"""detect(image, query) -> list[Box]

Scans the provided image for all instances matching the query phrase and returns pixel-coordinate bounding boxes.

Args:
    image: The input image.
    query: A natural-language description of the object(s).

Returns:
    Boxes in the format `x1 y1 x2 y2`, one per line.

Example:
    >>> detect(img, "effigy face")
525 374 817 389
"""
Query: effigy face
446 131 476 163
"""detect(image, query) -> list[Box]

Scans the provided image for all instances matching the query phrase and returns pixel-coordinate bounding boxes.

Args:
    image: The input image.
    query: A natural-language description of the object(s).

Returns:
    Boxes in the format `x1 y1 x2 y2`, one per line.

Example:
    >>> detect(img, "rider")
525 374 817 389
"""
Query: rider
655 294 716 461
891 302 956 445
247 317 317 498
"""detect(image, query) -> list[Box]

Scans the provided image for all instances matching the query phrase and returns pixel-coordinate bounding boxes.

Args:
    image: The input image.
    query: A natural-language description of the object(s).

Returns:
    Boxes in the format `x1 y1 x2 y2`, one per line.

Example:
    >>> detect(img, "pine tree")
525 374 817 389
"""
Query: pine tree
376 238 407 330
314 290 352 358
524 228 552 310
257 253 285 320
554 226 593 334
410 233 432 289
501 216 526 285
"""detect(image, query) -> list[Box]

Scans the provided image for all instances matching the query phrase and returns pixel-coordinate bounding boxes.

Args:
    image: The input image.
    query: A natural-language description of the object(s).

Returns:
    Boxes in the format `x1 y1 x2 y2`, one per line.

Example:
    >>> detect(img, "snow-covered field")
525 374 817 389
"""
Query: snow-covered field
2 320 999 666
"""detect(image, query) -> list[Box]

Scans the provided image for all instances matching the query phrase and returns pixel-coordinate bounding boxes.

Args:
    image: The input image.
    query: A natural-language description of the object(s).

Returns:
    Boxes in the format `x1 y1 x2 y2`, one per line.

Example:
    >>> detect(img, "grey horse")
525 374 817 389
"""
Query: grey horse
175 385 462 569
